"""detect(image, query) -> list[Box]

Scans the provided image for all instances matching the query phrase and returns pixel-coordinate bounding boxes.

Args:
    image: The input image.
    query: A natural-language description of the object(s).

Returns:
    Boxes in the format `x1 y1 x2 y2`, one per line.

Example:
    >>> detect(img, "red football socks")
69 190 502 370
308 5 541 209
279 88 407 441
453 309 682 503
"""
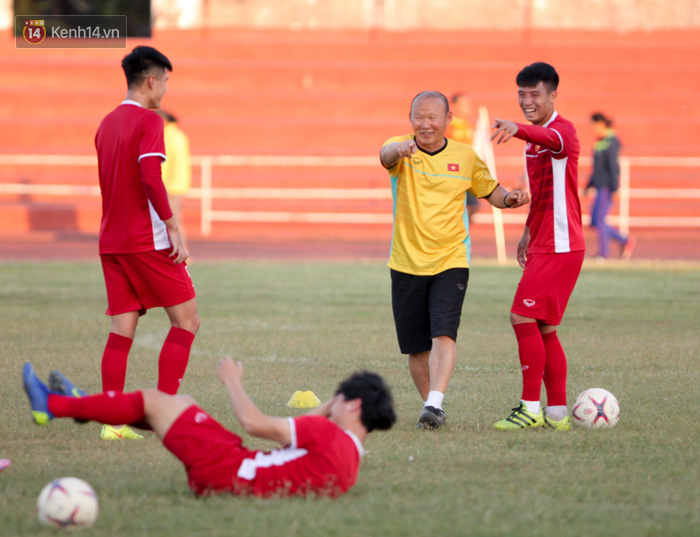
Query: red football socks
48 391 145 426
157 327 195 395
513 322 546 402
542 330 568 406
101 333 133 392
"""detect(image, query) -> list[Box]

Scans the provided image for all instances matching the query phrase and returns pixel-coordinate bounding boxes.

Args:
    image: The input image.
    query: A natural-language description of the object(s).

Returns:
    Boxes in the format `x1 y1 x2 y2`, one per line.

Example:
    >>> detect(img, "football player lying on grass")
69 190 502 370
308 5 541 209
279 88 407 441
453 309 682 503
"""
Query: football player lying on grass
23 358 396 497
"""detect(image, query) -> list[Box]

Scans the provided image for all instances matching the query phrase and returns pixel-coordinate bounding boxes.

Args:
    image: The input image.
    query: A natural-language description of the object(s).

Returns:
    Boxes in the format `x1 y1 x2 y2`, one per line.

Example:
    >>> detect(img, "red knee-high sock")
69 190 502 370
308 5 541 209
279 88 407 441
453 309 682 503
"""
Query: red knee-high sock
542 331 567 406
47 391 148 428
513 322 546 402
101 333 133 392
157 327 195 395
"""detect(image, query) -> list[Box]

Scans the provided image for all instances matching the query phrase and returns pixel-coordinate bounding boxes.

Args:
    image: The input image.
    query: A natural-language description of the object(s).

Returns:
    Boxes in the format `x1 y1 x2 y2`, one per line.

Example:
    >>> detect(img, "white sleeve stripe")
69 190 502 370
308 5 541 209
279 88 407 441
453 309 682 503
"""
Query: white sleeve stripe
138 152 167 162
549 129 565 155
287 417 297 449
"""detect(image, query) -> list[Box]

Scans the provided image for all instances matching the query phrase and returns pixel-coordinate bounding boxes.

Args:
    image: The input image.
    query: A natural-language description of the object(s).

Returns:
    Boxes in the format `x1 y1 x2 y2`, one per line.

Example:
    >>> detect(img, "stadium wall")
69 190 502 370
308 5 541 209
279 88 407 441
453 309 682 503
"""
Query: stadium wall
151 0 700 31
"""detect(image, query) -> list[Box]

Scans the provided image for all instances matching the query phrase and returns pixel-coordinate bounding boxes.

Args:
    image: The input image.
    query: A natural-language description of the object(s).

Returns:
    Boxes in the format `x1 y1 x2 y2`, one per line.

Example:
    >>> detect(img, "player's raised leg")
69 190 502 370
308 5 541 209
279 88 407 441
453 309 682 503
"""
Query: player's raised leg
24 363 153 431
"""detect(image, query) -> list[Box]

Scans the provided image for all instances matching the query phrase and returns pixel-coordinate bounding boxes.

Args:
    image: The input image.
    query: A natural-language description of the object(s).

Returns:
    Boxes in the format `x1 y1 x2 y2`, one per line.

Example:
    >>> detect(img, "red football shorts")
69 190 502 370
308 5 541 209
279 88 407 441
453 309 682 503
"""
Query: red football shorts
162 405 255 496
100 249 196 316
511 251 584 326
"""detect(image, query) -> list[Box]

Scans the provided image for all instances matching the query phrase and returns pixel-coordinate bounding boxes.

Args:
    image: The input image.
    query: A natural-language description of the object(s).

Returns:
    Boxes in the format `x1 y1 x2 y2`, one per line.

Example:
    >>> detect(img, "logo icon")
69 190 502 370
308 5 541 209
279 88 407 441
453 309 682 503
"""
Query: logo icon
447 163 459 172
457 283 465 291
23 20 46 44
523 299 536 307
412 156 423 165
194 412 208 424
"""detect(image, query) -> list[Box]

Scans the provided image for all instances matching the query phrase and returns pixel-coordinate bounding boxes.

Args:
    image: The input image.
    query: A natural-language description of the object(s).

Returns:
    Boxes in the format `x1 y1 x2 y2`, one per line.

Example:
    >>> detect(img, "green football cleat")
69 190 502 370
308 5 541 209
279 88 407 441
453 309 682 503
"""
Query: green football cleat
544 413 571 431
494 402 544 430
100 424 144 441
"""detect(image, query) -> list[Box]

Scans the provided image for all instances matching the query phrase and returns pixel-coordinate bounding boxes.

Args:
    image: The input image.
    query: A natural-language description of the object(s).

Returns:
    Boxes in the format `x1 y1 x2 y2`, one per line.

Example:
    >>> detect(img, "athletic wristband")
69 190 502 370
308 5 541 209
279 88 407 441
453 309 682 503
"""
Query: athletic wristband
503 192 512 208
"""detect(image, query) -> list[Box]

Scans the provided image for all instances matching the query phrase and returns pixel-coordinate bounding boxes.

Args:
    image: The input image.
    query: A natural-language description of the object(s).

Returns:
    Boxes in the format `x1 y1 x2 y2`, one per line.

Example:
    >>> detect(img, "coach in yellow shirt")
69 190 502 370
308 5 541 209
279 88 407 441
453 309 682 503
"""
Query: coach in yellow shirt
380 91 529 430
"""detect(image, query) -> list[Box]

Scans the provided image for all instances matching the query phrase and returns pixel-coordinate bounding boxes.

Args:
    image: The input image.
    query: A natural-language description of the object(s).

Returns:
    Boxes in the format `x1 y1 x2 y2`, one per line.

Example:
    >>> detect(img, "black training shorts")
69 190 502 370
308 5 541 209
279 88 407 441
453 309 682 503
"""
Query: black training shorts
390 267 469 355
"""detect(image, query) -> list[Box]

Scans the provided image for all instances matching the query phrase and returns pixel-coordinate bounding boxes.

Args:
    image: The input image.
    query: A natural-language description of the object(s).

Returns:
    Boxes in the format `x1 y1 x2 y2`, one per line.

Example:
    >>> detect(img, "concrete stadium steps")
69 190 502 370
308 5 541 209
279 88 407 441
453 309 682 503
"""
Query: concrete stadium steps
10 87 693 125
4 161 695 192
2 28 699 156
2 28 698 244
2 192 690 236
5 112 697 157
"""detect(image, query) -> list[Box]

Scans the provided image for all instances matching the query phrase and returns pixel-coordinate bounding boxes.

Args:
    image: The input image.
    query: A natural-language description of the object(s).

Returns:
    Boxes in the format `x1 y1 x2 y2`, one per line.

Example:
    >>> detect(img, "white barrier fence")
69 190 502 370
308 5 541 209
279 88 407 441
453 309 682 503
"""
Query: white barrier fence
1 153 699 260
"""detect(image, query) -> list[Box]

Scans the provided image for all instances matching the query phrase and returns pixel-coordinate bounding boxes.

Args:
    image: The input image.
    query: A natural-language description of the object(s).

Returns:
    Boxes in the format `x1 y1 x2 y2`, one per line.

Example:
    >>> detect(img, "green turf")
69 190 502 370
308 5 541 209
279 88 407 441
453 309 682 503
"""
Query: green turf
1 260 698 536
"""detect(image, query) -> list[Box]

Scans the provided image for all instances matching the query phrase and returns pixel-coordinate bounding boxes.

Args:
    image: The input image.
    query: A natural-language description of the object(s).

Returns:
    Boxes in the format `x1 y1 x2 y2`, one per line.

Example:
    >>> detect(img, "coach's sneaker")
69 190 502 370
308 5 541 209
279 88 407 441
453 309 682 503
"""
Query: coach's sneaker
100 424 144 441
544 413 571 431
49 370 89 424
416 406 446 430
493 402 544 430
22 362 54 425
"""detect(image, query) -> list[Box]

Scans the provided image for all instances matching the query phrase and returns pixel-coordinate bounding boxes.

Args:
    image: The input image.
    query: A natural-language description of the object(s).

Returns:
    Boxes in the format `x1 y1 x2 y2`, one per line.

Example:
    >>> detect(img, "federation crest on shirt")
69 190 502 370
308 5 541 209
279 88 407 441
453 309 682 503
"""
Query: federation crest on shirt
447 163 459 172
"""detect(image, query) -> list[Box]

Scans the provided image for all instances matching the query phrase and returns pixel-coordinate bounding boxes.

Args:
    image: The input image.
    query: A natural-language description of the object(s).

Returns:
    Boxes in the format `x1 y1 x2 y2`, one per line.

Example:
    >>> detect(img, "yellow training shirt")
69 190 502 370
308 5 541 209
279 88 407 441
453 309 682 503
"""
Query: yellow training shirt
382 135 499 275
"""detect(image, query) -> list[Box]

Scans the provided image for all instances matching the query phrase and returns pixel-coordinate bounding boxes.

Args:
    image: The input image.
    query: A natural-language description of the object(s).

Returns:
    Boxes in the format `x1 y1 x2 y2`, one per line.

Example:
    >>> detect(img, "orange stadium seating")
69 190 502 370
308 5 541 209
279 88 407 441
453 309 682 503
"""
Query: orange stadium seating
1 28 699 257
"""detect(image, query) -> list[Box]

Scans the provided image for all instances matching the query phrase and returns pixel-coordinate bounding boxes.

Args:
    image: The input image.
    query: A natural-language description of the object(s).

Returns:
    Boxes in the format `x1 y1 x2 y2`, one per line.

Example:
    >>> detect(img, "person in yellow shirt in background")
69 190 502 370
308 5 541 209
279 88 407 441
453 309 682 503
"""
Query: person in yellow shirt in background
445 92 480 223
157 110 192 246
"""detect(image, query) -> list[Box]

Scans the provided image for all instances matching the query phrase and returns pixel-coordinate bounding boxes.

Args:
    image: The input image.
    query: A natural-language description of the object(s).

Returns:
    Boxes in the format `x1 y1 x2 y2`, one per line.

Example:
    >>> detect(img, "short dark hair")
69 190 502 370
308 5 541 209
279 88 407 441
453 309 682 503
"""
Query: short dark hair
410 91 450 116
516 62 559 92
336 371 396 432
122 46 173 89
591 112 613 127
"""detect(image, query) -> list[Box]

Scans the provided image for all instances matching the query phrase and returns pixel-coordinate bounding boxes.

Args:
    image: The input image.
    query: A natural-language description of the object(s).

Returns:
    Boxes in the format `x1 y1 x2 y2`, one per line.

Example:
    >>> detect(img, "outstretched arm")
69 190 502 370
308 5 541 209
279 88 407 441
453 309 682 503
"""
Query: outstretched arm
491 119 564 153
216 357 292 446
490 119 520 144
380 139 417 168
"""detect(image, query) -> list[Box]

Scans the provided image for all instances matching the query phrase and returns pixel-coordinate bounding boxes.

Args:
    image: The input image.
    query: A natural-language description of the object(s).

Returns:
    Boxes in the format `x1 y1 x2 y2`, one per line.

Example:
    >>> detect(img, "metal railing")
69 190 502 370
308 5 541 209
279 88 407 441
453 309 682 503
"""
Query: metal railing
1 154 699 242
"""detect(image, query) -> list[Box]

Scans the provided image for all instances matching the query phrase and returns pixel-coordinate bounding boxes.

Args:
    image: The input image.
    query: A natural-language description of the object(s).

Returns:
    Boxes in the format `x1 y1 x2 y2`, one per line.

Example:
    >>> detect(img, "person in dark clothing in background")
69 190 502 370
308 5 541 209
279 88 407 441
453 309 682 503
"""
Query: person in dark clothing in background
586 112 635 260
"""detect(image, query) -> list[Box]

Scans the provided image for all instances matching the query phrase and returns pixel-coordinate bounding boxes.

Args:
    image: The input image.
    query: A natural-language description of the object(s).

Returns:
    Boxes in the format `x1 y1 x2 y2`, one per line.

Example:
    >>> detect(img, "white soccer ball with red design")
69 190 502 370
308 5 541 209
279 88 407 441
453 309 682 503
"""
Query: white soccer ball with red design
572 388 620 429
37 477 98 529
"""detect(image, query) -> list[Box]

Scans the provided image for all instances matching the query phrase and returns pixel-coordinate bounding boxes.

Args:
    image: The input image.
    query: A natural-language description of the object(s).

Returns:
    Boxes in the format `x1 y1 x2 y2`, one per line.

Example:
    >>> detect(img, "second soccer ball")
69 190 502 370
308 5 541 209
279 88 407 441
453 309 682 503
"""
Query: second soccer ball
572 388 620 429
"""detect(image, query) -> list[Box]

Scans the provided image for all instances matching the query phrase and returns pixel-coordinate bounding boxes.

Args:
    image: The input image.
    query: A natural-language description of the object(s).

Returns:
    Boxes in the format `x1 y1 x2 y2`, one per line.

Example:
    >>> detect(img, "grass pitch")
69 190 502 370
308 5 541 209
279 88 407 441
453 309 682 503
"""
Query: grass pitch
1 259 698 536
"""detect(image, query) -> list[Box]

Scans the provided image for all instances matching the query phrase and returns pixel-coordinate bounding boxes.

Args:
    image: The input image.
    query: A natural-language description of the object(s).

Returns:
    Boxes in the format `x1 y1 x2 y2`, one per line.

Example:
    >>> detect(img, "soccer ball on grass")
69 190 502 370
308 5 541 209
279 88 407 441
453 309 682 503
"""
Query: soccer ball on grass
37 477 98 529
572 388 620 429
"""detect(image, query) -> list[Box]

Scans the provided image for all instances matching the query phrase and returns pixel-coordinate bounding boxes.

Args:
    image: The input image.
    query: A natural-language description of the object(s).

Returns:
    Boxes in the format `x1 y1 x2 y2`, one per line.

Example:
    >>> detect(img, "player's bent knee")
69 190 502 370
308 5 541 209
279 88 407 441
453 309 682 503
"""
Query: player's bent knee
172 394 197 407
188 314 201 335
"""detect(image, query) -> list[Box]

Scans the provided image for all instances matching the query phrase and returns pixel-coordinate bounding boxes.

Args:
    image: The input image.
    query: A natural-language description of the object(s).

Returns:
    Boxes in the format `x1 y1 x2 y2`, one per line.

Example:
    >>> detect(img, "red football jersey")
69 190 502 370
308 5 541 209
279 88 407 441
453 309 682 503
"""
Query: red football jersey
515 112 585 254
95 101 173 254
238 415 364 497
